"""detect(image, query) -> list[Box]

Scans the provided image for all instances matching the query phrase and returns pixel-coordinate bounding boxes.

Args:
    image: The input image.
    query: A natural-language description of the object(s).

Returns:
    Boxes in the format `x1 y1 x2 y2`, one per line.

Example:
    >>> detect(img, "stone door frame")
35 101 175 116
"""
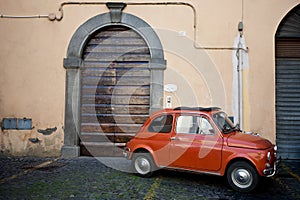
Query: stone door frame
62 3 166 158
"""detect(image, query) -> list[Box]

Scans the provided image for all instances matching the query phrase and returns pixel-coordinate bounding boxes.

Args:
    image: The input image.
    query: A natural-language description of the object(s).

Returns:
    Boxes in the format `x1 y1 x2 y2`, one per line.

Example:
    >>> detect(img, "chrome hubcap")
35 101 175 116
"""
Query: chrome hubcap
231 168 252 188
135 156 151 175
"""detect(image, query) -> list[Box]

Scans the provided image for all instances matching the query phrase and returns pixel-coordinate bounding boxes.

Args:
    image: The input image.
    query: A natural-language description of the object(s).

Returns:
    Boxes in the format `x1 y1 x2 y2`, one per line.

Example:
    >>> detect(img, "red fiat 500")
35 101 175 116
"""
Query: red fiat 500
124 107 279 192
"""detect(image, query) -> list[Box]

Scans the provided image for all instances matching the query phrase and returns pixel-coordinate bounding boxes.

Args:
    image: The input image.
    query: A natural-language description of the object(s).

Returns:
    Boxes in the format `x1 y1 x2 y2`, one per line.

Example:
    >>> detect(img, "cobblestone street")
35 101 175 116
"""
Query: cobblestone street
0 155 299 200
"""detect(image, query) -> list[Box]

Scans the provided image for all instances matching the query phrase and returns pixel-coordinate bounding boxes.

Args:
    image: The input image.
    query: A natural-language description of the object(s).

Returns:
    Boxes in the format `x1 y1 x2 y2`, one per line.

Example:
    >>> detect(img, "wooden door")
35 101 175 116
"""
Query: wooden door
80 26 151 156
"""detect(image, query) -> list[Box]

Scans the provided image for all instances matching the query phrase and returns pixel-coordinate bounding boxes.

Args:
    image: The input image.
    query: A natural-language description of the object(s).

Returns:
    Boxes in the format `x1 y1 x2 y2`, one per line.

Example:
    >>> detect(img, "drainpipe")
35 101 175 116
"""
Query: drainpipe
237 21 243 130
0 1 247 52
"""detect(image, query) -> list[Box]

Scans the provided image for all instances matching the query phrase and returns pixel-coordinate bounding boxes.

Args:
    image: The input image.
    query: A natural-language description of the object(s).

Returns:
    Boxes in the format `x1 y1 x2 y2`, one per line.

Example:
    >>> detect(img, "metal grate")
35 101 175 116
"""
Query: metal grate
276 59 300 159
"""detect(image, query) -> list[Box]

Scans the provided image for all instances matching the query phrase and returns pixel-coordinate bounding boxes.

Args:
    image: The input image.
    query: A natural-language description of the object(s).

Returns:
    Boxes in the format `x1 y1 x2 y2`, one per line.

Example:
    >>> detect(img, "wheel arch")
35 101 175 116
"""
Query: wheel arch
133 147 151 154
132 147 159 167
224 157 258 176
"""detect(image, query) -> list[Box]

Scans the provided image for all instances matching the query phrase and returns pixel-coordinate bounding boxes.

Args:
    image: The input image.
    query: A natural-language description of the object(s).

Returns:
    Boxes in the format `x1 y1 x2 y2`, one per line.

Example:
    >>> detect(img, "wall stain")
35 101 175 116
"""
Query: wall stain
28 138 41 144
37 127 57 135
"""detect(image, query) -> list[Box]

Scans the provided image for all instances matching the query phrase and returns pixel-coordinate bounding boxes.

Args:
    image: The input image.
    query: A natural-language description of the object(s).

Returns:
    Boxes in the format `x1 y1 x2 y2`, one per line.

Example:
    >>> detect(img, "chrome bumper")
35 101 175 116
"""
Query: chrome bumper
263 157 281 177
123 147 131 159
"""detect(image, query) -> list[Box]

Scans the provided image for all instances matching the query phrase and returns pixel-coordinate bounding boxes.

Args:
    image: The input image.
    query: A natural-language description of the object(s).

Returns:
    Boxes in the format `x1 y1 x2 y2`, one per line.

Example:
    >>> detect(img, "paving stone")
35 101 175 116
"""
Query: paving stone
0 156 299 200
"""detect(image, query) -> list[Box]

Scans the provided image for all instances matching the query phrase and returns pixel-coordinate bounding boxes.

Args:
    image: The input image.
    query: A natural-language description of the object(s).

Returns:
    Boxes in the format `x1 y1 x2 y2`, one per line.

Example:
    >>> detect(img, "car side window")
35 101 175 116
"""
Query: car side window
176 115 215 135
198 117 215 135
148 115 173 133
176 115 194 134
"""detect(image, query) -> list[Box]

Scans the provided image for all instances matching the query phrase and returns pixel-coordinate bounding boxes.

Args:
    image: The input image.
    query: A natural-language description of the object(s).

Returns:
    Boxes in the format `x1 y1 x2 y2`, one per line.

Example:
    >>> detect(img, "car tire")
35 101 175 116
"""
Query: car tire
226 161 259 192
132 153 155 178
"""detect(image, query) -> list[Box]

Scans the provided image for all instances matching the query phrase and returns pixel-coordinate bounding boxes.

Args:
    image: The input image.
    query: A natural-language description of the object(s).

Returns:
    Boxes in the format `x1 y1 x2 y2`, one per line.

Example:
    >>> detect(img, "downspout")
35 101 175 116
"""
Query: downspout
237 21 243 129
0 1 248 52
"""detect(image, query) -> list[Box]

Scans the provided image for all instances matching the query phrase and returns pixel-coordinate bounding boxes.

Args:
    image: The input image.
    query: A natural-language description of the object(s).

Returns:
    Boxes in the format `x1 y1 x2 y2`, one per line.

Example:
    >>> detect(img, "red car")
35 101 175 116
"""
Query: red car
124 107 279 192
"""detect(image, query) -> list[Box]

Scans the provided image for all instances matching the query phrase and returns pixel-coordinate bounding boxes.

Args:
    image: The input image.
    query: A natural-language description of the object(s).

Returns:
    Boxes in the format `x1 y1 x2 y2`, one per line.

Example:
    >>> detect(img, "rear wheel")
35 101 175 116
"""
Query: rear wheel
226 161 259 192
132 153 155 177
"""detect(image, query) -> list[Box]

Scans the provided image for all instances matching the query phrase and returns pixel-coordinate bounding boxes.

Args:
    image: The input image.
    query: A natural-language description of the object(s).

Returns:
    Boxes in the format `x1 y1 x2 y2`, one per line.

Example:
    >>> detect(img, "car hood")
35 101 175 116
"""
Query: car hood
227 131 273 150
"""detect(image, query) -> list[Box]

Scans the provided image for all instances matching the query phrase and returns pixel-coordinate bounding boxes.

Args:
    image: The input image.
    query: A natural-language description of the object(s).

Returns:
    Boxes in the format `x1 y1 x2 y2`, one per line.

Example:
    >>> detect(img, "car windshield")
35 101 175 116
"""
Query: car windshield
212 112 236 133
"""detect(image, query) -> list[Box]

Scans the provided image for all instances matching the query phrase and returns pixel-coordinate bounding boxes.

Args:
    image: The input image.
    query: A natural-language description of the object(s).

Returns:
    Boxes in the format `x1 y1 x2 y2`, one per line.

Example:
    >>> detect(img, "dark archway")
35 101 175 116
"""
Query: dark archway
275 4 300 160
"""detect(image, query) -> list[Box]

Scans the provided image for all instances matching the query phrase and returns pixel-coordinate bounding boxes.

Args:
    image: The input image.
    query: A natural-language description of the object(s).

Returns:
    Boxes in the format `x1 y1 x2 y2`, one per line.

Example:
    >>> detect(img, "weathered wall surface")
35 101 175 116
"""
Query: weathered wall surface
0 0 298 156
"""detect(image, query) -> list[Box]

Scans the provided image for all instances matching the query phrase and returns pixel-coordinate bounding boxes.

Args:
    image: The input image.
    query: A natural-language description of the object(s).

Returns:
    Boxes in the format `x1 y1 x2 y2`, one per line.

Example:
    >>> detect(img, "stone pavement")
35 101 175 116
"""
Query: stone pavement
0 155 299 200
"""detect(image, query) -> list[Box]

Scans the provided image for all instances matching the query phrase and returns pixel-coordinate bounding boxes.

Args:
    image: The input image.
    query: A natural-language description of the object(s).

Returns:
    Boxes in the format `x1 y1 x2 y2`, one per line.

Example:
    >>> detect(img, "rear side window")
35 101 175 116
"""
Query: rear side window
148 115 173 133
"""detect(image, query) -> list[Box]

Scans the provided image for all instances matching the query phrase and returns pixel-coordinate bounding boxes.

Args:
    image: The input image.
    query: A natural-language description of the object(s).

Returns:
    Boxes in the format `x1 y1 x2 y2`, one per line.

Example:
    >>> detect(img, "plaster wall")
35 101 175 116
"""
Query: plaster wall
0 0 298 155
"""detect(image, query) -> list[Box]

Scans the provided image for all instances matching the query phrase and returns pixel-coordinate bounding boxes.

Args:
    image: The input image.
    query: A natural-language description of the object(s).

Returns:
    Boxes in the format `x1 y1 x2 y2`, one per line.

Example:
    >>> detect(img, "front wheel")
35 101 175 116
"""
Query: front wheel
132 153 155 177
226 161 259 192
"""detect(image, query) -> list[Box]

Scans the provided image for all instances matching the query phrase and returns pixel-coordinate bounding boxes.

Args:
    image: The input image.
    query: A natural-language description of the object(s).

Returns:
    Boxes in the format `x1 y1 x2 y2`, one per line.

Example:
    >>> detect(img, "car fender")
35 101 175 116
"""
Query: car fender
130 145 158 163
221 148 262 176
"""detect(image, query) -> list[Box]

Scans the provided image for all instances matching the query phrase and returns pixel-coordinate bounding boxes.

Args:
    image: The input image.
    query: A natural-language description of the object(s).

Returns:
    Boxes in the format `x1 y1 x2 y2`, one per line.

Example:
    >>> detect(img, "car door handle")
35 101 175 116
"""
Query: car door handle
170 137 179 141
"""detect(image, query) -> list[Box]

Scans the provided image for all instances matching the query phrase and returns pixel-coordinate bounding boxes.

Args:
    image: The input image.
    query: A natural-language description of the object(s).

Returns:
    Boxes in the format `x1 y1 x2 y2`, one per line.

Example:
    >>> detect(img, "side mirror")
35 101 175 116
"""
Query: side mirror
235 123 240 130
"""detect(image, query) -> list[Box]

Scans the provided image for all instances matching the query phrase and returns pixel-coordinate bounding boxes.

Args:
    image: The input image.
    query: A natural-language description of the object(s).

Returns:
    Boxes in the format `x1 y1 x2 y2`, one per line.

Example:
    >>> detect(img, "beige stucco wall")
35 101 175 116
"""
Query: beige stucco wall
0 0 298 156
241 1 299 141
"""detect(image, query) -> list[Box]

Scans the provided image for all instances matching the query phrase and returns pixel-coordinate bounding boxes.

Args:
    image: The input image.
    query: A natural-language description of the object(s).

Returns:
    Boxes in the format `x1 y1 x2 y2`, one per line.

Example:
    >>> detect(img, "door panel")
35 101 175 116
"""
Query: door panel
170 134 222 171
169 133 202 169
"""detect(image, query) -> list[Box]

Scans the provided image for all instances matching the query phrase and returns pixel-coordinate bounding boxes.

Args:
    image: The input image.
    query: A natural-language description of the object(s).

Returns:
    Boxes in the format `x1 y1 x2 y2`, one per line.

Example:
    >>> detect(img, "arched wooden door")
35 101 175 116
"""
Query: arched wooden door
80 26 151 156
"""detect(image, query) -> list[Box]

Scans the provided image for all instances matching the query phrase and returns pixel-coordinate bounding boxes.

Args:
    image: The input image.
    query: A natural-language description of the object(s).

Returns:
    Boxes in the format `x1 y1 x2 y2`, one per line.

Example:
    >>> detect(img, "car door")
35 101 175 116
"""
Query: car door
194 116 223 171
145 114 174 167
169 114 223 171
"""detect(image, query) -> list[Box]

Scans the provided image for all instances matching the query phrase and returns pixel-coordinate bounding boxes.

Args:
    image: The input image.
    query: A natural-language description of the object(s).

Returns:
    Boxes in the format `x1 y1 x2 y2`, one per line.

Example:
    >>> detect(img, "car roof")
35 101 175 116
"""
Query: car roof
153 107 222 116
174 107 221 112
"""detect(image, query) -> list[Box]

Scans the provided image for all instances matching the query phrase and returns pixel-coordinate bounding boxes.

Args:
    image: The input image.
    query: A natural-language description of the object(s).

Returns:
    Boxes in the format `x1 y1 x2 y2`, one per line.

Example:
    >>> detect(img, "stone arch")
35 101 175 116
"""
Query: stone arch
62 4 166 157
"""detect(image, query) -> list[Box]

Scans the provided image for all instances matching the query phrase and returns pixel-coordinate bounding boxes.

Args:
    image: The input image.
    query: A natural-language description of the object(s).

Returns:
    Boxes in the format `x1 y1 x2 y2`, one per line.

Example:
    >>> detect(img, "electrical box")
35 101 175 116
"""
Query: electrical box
2 118 17 129
18 118 32 130
2 118 32 130
166 96 172 108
